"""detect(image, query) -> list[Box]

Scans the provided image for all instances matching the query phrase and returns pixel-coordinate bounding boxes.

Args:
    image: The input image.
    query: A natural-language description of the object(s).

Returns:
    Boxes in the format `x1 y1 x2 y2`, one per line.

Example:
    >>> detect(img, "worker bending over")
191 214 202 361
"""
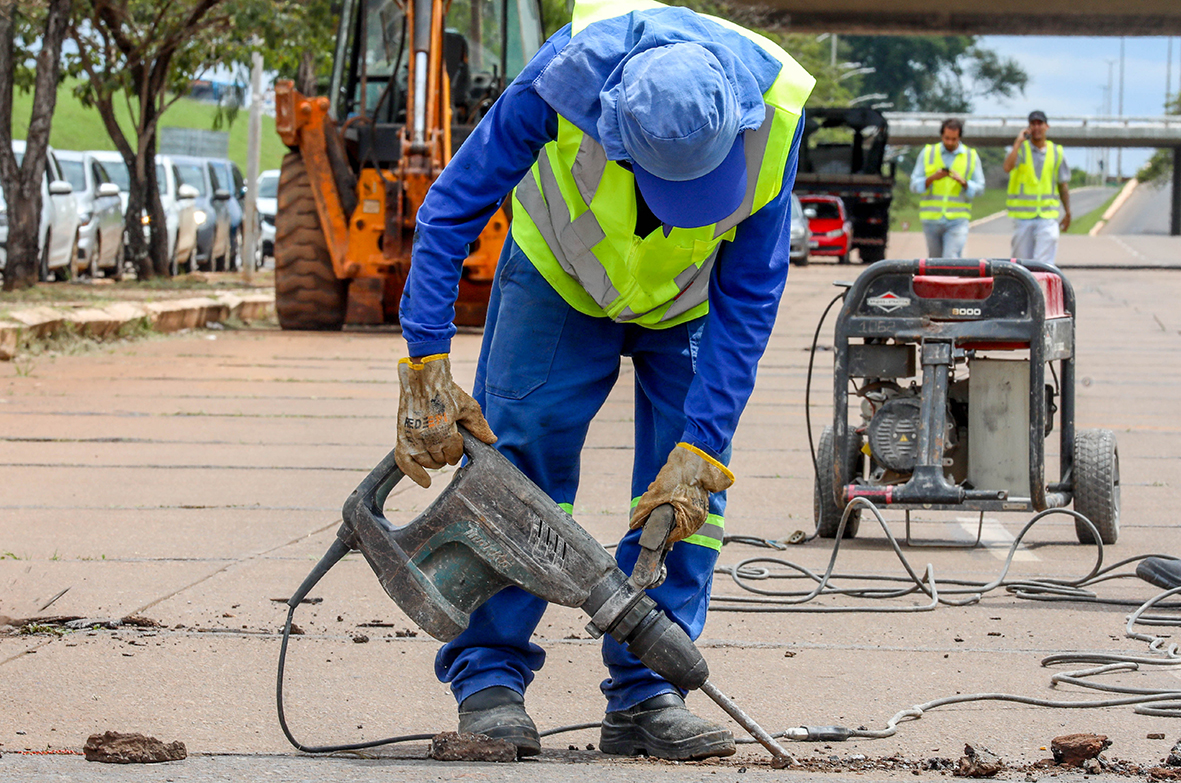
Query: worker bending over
393 0 814 762
1004 110 1071 265
910 118 984 258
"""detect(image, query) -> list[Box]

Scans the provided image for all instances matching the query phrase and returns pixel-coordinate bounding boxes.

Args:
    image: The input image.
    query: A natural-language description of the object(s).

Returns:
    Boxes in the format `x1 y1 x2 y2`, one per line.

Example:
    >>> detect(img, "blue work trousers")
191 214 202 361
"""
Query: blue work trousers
434 236 728 714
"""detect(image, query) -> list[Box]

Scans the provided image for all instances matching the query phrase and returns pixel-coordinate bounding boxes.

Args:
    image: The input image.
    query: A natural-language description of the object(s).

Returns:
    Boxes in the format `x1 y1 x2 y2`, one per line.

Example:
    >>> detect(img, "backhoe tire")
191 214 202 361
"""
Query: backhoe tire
274 151 347 330
1073 429 1120 545
814 425 862 539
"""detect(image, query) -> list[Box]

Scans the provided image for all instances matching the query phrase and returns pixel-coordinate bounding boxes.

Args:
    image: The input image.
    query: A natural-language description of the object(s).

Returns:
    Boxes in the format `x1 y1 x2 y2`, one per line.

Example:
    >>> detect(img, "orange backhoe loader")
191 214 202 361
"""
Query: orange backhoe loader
273 0 544 329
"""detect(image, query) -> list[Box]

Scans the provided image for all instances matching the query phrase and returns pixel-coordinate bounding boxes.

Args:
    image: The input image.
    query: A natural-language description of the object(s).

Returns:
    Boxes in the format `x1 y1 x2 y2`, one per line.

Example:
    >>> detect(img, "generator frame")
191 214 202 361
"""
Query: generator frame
827 258 1076 519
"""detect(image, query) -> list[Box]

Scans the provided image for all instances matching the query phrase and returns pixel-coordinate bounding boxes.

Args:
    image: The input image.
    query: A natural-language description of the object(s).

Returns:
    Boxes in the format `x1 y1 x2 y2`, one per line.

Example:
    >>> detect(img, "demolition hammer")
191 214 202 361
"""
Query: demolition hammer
281 427 793 767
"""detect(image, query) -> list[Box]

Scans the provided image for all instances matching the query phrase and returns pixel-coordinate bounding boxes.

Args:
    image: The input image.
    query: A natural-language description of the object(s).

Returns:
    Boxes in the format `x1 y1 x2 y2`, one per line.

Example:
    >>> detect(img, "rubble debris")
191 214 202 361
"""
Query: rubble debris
270 597 322 605
1167 739 1181 767
4 615 160 631
287 624 305 635
83 731 186 764
924 758 956 770
429 731 515 762
1149 734 1166 741
1149 768 1181 781
954 744 1003 778
352 634 369 644
1050 733 1110 767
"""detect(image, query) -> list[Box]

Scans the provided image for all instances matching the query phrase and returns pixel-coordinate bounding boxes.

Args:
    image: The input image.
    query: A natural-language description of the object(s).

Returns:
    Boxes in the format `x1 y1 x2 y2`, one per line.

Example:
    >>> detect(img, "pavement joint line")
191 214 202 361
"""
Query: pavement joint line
0 639 53 668
129 518 346 617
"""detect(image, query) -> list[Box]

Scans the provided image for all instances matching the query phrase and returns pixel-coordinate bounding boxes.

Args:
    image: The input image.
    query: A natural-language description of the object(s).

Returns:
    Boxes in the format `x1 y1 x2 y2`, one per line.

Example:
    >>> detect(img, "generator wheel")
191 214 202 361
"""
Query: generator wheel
814 425 862 539
1073 428 1120 545
274 151 347 330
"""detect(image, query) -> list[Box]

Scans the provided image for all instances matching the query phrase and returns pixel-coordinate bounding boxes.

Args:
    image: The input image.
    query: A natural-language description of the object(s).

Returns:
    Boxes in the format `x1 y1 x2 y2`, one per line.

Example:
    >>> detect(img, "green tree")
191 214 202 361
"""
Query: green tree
68 0 249 278
1137 92 1179 184
842 36 1028 113
0 0 70 291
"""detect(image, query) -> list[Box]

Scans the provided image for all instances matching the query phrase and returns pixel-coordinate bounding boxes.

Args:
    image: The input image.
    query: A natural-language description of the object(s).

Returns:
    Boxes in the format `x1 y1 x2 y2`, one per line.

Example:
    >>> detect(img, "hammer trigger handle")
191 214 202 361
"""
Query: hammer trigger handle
632 504 675 589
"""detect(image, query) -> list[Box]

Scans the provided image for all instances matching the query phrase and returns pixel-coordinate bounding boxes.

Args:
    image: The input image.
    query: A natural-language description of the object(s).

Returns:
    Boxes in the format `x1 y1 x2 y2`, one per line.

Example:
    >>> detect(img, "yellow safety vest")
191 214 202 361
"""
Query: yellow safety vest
919 143 976 221
509 0 815 328
1007 140 1063 220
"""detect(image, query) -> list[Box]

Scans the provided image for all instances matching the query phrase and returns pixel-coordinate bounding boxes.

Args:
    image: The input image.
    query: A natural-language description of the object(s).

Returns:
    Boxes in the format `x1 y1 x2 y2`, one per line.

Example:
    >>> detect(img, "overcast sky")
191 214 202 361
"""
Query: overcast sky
973 35 1178 175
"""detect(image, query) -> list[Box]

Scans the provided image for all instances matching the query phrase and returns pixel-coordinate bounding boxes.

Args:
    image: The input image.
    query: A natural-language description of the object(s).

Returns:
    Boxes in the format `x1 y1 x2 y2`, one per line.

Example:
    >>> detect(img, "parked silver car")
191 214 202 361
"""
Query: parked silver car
55 150 125 277
789 192 812 266
0 141 79 281
171 156 232 271
256 169 279 261
90 151 202 276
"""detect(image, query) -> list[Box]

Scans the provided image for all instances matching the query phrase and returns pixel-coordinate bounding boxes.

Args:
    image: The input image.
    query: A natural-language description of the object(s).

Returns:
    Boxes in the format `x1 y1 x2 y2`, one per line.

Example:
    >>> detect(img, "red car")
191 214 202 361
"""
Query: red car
800 195 853 264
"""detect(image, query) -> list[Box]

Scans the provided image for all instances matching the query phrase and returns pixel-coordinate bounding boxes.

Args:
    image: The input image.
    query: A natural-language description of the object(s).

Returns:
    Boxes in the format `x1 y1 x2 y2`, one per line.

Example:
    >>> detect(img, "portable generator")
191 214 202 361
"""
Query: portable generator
814 258 1119 545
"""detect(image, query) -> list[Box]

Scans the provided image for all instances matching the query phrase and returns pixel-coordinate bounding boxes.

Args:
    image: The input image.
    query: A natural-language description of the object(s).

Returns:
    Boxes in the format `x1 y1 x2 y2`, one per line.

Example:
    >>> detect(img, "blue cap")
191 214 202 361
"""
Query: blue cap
616 44 747 229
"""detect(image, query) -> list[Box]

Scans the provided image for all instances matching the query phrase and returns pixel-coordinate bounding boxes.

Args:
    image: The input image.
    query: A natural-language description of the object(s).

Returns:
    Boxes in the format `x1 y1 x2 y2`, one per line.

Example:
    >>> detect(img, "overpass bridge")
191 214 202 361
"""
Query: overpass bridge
728 0 1181 36
883 113 1181 235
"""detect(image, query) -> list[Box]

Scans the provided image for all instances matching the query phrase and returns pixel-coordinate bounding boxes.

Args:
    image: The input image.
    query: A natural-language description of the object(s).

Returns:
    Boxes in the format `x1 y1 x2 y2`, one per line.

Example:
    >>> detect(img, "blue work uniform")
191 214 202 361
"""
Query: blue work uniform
399 10 803 713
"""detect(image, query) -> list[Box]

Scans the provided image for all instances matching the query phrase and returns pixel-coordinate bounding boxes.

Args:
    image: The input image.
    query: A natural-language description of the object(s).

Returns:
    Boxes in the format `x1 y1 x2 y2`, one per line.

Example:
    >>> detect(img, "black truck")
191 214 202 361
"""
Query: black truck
793 107 895 264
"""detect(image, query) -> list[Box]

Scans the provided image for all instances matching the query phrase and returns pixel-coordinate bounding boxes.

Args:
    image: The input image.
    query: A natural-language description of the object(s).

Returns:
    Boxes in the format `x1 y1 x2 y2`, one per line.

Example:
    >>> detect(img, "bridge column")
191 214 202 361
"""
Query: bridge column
1172 147 1180 237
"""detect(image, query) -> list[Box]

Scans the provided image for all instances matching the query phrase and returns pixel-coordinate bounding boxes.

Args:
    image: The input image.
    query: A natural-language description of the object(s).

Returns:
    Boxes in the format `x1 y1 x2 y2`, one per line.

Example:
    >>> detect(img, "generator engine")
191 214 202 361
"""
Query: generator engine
858 381 964 484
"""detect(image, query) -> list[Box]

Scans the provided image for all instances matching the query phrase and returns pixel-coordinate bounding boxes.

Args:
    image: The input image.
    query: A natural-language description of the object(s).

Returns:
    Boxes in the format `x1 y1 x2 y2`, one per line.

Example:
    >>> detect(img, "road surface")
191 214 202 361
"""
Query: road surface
4 238 1181 780
1101 177 1175 235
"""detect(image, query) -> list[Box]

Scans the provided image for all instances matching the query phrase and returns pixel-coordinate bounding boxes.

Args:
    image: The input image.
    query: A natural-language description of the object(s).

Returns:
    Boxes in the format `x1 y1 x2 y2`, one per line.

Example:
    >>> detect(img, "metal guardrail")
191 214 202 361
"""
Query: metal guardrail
883 113 1181 148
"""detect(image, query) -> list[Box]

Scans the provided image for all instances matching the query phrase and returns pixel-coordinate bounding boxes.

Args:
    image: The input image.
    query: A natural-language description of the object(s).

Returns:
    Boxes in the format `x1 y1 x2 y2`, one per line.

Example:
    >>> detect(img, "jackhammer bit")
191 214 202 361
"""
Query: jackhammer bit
285 427 793 767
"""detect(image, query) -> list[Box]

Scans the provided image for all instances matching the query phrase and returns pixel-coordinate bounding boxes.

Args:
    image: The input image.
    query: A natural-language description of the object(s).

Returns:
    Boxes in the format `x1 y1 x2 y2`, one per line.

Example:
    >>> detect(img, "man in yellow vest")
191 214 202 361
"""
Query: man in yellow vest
391 0 814 761
1004 110 1072 265
909 118 984 258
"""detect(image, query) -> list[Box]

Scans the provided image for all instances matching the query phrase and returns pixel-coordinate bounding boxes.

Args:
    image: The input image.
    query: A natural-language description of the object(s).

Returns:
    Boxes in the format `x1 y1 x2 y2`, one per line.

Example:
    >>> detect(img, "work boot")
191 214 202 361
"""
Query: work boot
599 692 736 761
1136 557 1181 590
457 686 541 758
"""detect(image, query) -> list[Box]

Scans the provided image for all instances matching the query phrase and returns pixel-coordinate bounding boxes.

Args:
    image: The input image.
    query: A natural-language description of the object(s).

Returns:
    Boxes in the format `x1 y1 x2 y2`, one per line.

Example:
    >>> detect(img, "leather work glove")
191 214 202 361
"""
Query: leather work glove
630 443 735 544
395 354 496 488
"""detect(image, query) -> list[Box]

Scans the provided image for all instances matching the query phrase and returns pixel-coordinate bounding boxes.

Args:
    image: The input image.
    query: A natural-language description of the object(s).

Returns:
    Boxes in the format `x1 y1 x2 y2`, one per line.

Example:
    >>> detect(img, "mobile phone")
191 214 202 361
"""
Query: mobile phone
941 167 950 174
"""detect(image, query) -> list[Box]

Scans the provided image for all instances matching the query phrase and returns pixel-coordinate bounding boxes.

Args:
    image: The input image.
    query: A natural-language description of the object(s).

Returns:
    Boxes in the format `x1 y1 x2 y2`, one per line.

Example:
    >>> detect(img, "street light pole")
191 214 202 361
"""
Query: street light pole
243 44 264 284
1118 37 1125 180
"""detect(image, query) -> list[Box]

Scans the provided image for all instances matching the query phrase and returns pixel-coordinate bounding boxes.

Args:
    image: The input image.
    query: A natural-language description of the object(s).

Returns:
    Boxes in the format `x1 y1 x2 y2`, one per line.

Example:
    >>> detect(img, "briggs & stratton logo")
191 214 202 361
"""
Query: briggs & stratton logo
867 292 911 312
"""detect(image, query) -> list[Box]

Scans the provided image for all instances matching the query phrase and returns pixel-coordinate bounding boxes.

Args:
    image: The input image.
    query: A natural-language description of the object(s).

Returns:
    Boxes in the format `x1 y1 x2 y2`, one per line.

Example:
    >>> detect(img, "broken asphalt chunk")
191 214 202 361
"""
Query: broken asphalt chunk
1050 733 1110 767
954 743 1003 777
429 731 516 762
83 731 186 764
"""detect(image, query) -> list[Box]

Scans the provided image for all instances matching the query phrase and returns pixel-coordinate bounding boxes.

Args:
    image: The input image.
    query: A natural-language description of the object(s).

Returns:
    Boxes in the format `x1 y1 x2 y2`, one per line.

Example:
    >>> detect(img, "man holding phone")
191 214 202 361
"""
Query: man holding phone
1003 110 1071 265
910 118 984 258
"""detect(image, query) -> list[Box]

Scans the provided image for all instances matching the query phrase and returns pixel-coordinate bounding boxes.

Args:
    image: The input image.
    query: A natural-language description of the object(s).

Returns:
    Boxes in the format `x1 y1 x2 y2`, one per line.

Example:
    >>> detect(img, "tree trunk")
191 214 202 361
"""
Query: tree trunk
143 131 170 277
122 152 151 280
298 50 317 96
0 0 68 291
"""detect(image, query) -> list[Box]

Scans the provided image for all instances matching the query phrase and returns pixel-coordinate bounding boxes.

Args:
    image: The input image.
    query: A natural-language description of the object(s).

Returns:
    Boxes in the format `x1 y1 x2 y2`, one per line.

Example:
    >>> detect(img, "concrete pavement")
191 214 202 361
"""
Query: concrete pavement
4 237 1181 781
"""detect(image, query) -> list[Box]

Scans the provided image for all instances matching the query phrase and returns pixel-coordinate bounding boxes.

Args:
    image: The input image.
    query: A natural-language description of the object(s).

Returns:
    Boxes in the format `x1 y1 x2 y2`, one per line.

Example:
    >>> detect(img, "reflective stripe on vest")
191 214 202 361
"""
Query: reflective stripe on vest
919 143 975 221
1007 140 1061 220
513 109 774 324
509 0 814 328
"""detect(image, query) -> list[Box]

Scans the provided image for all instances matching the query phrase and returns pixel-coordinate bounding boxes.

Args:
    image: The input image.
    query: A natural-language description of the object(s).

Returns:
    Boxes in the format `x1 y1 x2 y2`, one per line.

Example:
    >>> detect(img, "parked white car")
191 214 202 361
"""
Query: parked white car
256 169 279 260
0 141 79 281
55 150 125 277
154 155 199 274
90 151 200 275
